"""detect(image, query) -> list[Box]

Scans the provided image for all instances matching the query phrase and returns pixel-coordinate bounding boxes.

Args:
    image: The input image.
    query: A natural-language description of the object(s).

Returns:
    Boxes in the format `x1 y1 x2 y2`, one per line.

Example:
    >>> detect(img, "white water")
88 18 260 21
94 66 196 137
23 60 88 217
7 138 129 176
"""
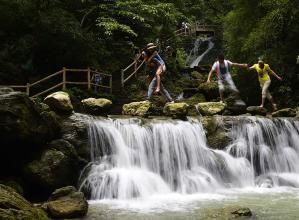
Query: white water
78 117 299 216
186 37 214 68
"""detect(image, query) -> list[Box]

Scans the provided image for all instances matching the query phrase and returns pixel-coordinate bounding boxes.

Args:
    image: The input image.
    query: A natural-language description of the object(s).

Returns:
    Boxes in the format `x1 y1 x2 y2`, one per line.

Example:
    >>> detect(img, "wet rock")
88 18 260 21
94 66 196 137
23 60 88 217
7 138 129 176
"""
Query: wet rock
122 101 153 117
204 206 252 219
44 186 88 219
272 108 296 117
246 106 267 116
58 114 90 160
0 184 48 220
196 102 226 116
0 91 58 176
207 132 231 149
163 102 189 119
44 91 73 114
81 98 112 115
24 139 81 194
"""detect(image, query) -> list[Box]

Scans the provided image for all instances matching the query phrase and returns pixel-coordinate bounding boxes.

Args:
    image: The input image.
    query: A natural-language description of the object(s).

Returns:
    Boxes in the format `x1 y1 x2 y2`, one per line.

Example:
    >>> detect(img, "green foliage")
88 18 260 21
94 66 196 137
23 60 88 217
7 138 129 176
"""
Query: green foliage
176 48 188 68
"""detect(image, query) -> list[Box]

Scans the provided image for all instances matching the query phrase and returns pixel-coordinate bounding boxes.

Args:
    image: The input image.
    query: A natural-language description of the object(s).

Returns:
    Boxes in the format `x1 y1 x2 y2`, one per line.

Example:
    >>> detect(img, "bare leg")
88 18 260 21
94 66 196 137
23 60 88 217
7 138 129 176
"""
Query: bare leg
260 97 266 108
219 91 224 102
154 66 163 93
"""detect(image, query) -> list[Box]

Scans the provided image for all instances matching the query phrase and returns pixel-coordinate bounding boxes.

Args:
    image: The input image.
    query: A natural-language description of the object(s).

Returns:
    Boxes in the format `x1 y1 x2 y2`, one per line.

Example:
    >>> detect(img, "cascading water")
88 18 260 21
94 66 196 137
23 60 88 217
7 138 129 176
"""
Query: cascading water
79 117 257 200
79 116 299 218
185 37 214 68
227 117 299 187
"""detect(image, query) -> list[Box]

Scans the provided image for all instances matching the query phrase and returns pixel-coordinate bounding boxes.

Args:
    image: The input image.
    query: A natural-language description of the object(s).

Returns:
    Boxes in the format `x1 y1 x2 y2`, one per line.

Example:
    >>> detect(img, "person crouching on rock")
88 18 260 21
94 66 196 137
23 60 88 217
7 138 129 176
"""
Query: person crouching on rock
141 43 174 103
207 54 248 104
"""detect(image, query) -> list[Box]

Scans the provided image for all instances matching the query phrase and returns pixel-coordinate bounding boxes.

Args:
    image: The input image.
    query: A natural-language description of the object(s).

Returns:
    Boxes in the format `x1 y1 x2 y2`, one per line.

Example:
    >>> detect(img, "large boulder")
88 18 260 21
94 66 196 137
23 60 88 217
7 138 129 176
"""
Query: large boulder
44 91 73 114
44 186 88 219
0 91 58 176
24 139 82 195
163 102 189 118
122 101 152 117
81 98 112 115
272 108 296 117
246 106 267 116
196 102 226 116
0 184 48 220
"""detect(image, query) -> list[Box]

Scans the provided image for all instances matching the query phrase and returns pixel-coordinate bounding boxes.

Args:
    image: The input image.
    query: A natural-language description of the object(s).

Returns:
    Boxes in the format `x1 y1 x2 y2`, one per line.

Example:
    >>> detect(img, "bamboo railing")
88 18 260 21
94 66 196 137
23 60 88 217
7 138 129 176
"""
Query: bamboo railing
0 67 112 97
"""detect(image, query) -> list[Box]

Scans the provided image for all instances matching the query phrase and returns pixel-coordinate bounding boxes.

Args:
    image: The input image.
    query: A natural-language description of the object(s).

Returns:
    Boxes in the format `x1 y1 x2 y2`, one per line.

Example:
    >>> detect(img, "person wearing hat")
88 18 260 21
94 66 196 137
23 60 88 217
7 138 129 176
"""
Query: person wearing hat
248 58 282 110
141 43 173 102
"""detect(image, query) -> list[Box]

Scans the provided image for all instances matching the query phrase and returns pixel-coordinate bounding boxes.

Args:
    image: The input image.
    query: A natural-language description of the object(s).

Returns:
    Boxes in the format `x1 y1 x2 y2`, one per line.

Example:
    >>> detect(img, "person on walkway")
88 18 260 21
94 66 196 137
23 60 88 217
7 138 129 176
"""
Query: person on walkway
142 43 173 102
91 71 102 93
207 54 248 103
248 58 282 109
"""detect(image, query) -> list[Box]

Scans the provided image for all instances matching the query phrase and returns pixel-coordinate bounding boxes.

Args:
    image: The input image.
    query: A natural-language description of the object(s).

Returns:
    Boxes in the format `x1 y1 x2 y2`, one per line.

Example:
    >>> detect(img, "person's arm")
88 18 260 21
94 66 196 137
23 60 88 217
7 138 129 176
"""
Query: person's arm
147 51 158 63
207 69 214 83
248 65 255 71
231 62 248 68
268 67 282 80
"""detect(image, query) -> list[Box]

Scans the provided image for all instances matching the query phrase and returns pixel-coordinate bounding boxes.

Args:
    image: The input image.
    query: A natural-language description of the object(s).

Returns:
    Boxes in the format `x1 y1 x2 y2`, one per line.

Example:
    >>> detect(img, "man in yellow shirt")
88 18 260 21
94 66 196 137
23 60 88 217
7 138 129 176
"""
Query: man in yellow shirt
248 58 282 110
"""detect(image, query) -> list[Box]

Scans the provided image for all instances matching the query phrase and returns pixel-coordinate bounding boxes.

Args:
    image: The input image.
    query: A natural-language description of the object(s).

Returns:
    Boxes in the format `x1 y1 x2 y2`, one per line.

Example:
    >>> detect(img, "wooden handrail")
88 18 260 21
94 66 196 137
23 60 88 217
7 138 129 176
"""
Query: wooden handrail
30 70 63 87
123 60 145 84
31 82 63 98
3 68 112 97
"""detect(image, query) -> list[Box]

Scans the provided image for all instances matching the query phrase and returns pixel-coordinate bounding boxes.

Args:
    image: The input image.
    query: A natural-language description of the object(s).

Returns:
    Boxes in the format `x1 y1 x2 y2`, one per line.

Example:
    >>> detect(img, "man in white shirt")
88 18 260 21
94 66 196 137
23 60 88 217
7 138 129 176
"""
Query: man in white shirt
207 54 247 103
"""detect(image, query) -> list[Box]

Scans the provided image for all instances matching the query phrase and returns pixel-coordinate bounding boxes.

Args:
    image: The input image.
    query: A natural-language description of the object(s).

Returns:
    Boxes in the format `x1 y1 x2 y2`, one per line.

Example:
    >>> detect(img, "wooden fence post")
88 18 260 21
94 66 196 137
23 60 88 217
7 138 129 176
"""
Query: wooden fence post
62 67 66 90
121 69 124 87
26 83 30 96
87 68 91 90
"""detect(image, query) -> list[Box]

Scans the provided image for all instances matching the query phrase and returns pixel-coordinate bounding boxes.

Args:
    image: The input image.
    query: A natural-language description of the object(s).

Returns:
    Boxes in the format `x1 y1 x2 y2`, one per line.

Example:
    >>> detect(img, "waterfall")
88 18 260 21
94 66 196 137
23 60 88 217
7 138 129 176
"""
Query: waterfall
79 118 254 200
227 117 299 187
79 117 299 200
186 37 214 68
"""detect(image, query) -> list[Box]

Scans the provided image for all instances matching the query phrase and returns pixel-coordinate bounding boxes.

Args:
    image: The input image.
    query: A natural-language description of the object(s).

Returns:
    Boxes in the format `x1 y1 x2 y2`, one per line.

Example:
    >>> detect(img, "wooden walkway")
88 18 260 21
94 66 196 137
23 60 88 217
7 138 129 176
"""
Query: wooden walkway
120 23 217 87
0 68 112 97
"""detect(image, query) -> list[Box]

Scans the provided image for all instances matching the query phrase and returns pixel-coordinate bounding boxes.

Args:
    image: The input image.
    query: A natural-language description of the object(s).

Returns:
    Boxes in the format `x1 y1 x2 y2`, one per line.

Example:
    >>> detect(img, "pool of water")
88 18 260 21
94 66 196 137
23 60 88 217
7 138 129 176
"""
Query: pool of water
82 187 299 220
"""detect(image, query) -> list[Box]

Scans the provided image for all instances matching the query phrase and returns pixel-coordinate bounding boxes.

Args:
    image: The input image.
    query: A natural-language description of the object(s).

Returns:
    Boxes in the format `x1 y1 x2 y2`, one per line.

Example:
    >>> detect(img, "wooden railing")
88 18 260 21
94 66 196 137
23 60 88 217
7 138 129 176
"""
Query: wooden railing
0 67 112 97
121 54 145 87
120 23 217 87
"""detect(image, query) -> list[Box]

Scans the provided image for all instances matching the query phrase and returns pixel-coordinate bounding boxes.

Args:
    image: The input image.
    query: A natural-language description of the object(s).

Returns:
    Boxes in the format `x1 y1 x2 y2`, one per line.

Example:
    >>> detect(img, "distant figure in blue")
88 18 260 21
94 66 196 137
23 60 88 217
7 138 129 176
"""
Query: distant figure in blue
142 43 173 102
91 71 102 93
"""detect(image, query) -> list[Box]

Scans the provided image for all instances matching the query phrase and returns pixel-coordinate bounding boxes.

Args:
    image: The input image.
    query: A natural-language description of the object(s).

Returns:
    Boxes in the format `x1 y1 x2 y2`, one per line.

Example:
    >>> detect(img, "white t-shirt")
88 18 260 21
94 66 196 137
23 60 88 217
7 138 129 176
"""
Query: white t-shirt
212 60 232 79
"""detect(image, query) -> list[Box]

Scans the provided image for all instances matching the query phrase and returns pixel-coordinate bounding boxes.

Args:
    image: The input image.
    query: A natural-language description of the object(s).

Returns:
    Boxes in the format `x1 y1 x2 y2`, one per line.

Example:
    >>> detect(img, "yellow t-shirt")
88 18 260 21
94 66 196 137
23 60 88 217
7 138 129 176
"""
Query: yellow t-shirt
251 64 271 82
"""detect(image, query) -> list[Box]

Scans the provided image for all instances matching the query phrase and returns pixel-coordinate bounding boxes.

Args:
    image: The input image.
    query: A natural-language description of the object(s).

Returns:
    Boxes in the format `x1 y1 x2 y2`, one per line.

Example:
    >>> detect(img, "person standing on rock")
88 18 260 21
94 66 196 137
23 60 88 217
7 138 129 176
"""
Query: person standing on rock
141 43 174 103
207 54 248 104
248 58 282 110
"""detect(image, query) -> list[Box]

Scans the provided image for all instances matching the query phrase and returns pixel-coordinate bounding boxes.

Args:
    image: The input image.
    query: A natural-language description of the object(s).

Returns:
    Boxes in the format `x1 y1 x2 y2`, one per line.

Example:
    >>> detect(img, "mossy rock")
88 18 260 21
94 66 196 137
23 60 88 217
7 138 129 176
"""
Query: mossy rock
198 82 218 100
81 98 112 115
44 186 88 219
44 91 73 114
272 108 296 117
246 106 267 116
24 139 80 193
202 206 252 219
0 184 48 220
122 101 153 117
196 102 226 116
207 132 231 150
163 102 189 119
